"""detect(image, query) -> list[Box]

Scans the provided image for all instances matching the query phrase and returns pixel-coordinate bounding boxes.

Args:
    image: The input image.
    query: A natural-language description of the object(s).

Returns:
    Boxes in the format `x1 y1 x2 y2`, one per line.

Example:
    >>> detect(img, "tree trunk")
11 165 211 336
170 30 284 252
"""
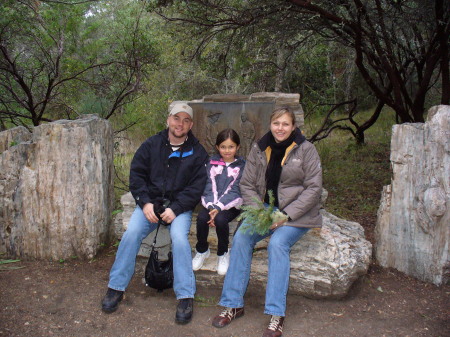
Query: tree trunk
436 0 449 104
274 48 285 91
355 130 365 145
354 100 384 145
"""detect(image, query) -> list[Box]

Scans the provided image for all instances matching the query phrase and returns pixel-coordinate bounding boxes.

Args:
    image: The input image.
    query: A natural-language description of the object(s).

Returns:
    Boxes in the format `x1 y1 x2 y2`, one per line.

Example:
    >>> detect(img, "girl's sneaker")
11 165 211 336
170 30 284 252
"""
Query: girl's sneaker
217 251 230 275
192 249 210 270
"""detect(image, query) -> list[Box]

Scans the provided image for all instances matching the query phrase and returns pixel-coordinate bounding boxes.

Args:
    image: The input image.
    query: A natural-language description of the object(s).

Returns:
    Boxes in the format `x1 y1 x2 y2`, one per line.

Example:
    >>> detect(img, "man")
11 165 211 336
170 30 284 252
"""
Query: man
101 103 208 325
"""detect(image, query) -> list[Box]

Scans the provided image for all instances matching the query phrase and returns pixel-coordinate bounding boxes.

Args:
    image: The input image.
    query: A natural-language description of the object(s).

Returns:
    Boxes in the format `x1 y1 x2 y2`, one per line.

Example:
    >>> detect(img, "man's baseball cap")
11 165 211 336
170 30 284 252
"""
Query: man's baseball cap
169 103 193 119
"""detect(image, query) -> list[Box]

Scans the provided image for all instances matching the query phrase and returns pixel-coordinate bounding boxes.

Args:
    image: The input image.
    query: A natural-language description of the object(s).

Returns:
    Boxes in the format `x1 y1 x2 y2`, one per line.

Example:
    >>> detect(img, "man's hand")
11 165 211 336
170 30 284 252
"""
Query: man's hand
143 203 159 223
160 208 176 224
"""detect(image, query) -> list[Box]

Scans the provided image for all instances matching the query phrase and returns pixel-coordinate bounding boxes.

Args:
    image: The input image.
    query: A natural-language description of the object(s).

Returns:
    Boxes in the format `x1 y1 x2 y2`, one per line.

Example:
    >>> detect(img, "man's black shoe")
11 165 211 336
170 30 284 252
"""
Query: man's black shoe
175 298 193 324
101 288 124 313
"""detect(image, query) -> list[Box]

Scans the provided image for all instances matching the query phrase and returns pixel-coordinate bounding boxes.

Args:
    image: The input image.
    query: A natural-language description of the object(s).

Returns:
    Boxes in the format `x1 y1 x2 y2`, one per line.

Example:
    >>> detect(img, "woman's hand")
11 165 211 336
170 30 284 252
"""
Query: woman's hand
269 219 286 231
208 208 219 227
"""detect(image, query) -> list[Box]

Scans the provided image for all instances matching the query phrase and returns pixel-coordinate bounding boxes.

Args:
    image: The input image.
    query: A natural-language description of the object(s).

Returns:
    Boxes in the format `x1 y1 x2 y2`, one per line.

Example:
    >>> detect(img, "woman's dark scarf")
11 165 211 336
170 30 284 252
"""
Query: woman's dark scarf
264 131 296 206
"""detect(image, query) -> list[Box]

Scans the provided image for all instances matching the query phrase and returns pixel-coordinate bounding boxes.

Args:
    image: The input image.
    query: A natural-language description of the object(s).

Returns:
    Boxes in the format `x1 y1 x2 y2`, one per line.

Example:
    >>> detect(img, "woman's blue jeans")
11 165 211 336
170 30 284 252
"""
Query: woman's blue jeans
219 222 310 316
108 206 195 299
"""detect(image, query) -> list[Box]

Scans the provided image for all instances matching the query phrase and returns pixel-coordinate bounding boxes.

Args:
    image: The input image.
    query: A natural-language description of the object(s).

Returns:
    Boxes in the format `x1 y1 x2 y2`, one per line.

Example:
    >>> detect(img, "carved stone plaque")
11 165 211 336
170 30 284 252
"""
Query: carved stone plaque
190 102 275 157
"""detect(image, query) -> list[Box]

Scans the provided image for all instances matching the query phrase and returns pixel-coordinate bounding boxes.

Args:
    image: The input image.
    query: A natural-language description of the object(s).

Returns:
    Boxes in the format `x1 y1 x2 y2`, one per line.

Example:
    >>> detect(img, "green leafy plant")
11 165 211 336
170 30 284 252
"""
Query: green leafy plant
194 295 218 307
0 259 20 264
238 190 288 235
112 209 123 216
0 259 25 271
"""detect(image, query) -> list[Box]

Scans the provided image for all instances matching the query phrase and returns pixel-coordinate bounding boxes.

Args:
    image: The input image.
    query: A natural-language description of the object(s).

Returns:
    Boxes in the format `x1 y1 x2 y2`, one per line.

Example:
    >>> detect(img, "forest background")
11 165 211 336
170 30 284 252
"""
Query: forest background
0 0 448 243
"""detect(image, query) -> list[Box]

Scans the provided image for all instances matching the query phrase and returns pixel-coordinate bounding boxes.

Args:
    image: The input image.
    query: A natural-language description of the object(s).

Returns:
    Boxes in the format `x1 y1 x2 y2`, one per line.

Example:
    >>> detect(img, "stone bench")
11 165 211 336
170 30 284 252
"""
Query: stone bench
114 192 372 299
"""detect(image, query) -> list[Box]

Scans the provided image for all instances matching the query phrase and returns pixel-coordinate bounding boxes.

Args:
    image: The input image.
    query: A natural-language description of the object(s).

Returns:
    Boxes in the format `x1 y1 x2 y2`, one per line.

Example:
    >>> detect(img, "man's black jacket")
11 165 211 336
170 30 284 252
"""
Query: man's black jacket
129 129 208 216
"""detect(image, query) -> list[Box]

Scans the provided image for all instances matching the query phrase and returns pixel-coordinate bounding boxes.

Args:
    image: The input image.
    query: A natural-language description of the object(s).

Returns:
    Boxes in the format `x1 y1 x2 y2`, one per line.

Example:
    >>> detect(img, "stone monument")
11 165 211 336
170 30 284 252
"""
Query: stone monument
172 92 304 157
191 101 273 156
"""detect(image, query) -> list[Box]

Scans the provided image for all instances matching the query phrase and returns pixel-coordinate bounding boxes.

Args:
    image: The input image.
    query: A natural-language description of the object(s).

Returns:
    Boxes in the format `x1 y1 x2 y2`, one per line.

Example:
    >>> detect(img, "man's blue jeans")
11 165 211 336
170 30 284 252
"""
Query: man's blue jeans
108 206 195 299
219 223 310 317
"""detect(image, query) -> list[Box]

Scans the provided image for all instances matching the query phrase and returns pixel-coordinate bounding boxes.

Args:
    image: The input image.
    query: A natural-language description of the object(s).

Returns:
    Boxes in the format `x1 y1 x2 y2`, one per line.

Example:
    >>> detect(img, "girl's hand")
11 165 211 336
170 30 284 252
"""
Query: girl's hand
209 208 219 218
208 209 219 227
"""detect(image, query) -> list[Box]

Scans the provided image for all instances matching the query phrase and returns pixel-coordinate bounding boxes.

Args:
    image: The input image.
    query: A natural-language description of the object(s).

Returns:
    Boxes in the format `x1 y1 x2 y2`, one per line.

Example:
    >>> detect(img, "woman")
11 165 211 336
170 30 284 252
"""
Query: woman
211 107 322 337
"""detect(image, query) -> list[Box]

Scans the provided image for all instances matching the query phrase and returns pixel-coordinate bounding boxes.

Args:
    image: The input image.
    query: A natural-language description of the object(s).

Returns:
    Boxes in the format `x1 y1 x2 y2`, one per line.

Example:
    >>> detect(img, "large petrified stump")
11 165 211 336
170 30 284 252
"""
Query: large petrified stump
375 105 449 285
0 115 114 260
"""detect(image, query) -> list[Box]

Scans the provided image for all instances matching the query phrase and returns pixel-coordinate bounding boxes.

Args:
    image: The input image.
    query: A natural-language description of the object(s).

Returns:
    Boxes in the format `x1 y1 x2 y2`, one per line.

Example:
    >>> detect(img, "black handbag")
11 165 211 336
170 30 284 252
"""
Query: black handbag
144 222 173 292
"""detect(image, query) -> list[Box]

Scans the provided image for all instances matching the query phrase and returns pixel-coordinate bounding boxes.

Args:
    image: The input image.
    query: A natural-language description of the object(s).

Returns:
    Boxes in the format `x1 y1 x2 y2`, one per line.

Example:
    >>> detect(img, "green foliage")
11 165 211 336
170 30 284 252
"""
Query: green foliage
113 152 134 205
150 0 447 123
306 108 394 222
0 0 164 127
238 190 288 235
0 259 25 271
112 209 123 216
0 0 405 221
148 1 374 98
0 259 21 264
194 295 218 307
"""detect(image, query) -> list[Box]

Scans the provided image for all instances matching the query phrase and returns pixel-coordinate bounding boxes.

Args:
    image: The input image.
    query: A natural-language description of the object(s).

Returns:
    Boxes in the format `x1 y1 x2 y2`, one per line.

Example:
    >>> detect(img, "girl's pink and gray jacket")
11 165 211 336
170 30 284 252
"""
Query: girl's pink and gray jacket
201 154 245 211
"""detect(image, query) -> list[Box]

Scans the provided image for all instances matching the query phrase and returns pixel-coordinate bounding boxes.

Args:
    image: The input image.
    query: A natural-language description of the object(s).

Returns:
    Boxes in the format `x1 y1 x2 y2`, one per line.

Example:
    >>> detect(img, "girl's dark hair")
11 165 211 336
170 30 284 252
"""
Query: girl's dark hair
215 128 241 146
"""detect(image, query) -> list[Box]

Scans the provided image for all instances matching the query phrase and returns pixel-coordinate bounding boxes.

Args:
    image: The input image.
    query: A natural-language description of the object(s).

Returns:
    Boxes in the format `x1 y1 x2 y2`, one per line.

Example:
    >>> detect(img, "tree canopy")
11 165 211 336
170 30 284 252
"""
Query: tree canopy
150 0 449 124
0 0 160 128
1 0 448 145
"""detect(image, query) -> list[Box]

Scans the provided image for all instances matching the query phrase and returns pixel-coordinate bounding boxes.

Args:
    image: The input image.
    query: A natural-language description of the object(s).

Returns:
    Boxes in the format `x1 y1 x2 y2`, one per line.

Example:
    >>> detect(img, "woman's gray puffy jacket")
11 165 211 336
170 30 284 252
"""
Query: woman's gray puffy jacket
240 128 323 228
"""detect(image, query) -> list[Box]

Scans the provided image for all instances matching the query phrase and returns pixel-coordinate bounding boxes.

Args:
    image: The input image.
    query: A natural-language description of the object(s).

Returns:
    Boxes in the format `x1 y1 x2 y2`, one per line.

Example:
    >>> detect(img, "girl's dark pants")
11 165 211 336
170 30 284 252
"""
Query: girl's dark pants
195 206 240 256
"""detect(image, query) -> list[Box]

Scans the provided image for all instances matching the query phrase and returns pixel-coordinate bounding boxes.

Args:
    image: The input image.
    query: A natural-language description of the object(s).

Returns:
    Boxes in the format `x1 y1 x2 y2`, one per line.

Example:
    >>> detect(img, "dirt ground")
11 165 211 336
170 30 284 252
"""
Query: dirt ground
0 246 448 337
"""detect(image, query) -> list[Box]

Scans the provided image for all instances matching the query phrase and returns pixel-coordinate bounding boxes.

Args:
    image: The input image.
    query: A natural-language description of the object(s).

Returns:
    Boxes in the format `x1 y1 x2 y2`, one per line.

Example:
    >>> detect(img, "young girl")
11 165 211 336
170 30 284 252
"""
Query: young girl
192 128 245 275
